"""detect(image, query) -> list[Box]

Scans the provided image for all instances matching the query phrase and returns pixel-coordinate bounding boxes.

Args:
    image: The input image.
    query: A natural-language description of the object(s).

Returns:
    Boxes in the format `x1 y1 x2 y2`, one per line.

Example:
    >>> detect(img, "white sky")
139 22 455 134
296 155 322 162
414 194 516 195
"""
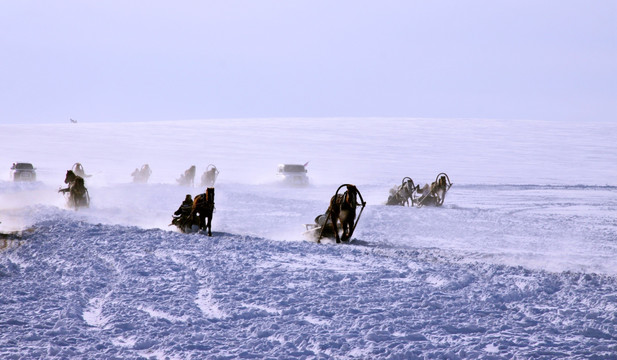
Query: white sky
1 1 615 124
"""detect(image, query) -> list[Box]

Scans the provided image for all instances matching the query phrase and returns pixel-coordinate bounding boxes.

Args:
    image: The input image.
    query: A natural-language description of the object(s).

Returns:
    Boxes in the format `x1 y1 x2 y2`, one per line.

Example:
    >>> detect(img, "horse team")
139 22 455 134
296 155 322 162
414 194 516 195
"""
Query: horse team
176 164 219 188
171 188 215 236
386 173 452 207
58 163 451 243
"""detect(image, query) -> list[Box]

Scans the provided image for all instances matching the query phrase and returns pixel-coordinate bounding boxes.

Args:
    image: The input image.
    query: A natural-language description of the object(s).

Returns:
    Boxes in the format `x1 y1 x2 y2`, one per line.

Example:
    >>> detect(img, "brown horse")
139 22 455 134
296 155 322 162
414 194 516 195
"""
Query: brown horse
177 165 196 187
59 170 89 209
325 184 365 243
200 164 219 187
386 177 417 206
132 164 152 183
417 173 452 207
191 187 215 236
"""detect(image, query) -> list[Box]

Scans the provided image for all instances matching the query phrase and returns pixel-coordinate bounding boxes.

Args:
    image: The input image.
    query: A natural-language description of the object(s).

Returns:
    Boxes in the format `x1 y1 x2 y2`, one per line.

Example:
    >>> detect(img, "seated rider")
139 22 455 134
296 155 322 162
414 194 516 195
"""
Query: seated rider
172 194 194 227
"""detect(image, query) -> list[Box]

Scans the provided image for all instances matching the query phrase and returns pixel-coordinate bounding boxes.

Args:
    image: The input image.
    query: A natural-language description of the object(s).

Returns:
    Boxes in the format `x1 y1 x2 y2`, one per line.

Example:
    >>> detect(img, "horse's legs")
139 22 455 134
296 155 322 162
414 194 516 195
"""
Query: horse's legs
206 213 212 236
341 220 351 242
330 211 340 243
198 212 206 230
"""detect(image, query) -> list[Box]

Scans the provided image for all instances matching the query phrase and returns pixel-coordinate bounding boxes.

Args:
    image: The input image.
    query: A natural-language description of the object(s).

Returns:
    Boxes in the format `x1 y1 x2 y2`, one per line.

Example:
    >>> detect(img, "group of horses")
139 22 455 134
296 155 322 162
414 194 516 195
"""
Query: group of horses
56 162 450 244
173 183 366 243
309 173 452 243
171 173 452 243
386 173 452 208
132 164 218 187
177 165 219 188
131 164 152 184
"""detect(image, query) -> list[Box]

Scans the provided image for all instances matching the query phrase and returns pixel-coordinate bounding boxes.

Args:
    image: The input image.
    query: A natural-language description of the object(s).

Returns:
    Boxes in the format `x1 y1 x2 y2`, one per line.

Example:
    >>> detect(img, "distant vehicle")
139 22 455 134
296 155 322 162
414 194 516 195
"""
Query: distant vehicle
10 162 36 181
276 163 309 185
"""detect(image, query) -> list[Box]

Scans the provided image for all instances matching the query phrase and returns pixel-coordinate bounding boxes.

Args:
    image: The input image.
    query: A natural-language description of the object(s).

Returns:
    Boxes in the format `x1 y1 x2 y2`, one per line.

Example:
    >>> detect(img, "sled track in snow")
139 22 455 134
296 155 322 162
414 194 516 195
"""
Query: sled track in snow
1 218 617 358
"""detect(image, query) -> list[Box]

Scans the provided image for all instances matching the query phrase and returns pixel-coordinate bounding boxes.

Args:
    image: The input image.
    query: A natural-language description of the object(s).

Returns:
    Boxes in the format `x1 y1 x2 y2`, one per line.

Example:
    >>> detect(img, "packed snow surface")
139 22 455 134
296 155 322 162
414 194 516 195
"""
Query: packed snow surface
1 118 617 359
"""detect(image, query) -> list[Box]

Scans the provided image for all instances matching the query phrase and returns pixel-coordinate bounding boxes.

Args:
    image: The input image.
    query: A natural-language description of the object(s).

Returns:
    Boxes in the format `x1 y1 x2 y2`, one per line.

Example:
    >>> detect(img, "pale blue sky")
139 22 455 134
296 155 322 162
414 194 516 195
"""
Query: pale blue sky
1 1 615 124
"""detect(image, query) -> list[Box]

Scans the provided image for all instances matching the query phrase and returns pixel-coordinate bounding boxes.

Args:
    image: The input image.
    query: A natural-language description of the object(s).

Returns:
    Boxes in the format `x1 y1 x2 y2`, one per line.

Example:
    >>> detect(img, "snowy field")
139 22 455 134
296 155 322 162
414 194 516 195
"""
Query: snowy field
1 118 617 359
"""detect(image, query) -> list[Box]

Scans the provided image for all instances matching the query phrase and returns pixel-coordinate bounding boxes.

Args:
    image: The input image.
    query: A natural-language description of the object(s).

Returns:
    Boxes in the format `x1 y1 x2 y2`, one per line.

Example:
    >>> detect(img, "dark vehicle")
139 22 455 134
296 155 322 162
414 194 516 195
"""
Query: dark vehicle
10 163 36 181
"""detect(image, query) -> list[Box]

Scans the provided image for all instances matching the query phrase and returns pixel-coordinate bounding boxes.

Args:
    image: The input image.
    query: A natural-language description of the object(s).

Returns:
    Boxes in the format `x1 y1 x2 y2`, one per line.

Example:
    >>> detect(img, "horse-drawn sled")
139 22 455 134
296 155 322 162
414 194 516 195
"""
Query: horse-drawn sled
386 172 452 207
304 184 366 243
170 195 199 233
132 164 152 183
58 169 90 209
177 165 196 187
170 188 215 236
200 164 219 187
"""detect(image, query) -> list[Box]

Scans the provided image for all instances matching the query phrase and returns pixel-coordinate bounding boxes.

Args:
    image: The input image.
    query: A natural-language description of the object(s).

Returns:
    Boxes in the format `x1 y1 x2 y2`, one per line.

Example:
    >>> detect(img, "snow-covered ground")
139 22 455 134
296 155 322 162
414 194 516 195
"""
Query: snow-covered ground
1 118 617 358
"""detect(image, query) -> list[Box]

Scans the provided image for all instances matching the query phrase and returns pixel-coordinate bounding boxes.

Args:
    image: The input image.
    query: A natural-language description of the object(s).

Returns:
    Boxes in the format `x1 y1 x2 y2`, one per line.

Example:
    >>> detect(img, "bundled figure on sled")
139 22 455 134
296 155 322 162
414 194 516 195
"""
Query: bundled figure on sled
170 194 197 233
386 172 452 207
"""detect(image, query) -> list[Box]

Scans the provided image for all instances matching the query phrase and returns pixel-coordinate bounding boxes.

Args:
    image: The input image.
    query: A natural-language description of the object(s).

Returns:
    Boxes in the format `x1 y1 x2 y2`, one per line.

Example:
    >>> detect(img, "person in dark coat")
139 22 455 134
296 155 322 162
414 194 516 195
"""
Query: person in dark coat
171 194 194 230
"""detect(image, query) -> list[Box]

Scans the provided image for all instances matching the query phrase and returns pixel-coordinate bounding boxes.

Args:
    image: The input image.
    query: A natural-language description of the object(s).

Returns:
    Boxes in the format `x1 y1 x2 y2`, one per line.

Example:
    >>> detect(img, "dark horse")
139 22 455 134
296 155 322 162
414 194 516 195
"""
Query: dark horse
323 184 365 243
59 170 89 209
191 187 215 236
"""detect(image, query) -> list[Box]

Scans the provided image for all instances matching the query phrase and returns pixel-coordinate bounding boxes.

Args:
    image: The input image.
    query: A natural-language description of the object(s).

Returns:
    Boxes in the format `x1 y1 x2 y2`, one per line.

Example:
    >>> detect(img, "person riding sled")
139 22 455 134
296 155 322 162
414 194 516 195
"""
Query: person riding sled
171 194 194 232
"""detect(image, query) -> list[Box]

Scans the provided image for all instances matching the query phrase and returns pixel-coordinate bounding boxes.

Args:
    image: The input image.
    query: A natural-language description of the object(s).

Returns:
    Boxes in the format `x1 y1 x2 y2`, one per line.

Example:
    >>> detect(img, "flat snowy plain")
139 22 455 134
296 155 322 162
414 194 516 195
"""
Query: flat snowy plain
1 118 617 359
